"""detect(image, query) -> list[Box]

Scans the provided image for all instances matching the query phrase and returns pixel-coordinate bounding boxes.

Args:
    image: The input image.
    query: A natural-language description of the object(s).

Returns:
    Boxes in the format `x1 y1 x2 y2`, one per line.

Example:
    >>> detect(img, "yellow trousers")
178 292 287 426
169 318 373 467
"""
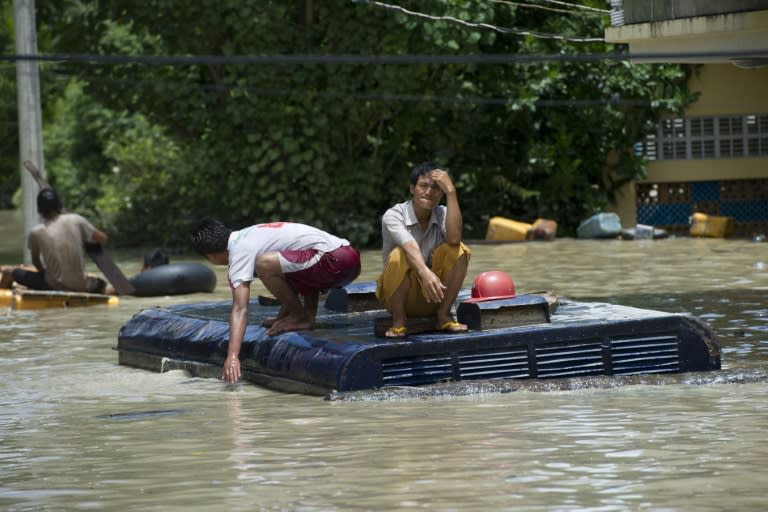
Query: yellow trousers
375 242 471 317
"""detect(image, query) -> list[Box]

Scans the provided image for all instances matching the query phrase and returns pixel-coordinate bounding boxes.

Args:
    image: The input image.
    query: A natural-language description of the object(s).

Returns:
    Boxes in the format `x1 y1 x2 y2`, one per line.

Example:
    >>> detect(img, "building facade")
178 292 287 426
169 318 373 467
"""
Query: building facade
605 1 768 236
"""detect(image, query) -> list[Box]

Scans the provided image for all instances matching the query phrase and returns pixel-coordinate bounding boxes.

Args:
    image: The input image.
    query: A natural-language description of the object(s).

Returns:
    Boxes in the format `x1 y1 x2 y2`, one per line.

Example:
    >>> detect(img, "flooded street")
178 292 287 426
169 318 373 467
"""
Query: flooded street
2 209 768 511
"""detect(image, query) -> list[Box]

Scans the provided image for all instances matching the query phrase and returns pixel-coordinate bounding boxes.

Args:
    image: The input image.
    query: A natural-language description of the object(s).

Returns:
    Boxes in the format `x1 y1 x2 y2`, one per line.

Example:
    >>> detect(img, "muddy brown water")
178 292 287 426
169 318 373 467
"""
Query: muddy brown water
2 210 768 510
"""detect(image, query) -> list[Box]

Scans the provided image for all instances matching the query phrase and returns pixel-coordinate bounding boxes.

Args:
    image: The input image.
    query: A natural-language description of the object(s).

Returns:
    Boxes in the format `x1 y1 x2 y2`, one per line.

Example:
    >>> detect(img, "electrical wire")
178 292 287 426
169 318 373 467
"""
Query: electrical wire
359 0 604 42
27 70 652 109
3 48 768 65
500 0 610 14
490 0 605 17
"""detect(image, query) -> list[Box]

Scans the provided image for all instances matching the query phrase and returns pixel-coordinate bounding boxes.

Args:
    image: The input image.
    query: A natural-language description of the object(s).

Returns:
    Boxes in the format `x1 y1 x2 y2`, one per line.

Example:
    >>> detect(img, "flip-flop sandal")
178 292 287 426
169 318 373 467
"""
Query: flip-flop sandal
385 325 408 338
437 320 467 333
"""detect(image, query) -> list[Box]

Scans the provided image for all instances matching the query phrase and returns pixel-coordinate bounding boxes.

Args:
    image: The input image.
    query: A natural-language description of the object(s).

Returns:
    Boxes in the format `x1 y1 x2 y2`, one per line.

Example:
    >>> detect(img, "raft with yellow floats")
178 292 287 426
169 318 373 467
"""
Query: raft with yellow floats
0 288 119 310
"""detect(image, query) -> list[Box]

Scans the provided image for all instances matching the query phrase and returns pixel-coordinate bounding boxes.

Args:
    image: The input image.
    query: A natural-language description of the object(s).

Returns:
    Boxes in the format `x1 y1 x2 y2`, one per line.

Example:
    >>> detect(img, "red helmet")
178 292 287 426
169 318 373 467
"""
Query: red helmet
468 271 516 302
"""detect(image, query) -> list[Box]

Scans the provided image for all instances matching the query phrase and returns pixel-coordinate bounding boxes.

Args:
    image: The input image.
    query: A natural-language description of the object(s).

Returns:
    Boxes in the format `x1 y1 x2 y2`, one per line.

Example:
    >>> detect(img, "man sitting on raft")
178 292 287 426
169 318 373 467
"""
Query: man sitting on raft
11 188 108 294
375 161 471 338
190 217 361 384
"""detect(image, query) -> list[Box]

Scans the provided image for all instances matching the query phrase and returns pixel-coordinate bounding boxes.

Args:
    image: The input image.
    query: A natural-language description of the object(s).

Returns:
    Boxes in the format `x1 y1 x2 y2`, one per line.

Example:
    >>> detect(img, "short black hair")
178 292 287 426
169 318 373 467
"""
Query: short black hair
37 188 62 219
409 161 441 185
144 248 169 268
189 217 232 256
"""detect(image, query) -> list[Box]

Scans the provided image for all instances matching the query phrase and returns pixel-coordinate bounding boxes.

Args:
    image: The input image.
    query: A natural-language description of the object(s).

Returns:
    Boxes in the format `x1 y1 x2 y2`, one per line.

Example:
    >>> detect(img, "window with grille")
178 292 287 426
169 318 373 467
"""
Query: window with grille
638 114 768 160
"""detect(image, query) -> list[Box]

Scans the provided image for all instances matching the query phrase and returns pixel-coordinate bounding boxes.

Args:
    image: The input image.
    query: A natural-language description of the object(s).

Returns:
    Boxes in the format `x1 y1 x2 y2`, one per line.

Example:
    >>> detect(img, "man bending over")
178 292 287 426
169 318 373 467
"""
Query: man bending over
190 218 361 383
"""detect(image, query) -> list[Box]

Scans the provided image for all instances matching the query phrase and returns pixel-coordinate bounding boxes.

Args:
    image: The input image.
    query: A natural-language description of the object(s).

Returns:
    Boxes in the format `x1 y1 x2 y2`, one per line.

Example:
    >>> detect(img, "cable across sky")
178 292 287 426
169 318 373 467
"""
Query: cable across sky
3 49 768 66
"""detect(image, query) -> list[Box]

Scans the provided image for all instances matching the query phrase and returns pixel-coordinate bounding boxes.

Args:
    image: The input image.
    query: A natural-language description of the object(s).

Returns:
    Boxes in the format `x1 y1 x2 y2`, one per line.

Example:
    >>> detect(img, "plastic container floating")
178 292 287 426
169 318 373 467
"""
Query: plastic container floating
485 217 557 241
577 212 622 239
689 212 734 238
486 216 532 241
620 225 669 240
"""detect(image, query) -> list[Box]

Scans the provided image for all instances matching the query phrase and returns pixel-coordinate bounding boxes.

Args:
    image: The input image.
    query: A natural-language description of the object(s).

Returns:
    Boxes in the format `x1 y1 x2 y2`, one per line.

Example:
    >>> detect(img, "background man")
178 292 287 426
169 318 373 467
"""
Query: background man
12 188 107 294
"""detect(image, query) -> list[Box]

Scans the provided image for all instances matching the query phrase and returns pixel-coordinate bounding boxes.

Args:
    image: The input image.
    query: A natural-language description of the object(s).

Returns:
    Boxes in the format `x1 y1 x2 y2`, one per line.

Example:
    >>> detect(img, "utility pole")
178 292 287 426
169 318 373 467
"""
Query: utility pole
14 0 44 264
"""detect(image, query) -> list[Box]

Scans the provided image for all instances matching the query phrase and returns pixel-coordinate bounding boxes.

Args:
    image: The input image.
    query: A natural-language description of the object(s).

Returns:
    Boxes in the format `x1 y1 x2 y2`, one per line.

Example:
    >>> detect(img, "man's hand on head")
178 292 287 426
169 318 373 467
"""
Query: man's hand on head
430 170 455 195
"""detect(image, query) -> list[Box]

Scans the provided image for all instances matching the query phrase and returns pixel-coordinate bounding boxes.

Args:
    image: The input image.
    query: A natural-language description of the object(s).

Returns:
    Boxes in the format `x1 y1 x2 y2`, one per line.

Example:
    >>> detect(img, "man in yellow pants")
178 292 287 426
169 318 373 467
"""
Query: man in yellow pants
375 161 471 337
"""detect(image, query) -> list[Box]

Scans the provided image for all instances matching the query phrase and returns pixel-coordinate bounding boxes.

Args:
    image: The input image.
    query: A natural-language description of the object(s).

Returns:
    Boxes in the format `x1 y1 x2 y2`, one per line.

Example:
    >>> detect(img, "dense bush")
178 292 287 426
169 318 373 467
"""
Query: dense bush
2 1 695 247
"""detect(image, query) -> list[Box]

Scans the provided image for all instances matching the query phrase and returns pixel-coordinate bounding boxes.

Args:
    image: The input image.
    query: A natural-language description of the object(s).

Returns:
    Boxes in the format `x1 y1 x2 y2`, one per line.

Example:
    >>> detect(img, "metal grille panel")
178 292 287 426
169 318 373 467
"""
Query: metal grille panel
535 341 605 378
610 334 680 375
381 354 453 386
379 332 683 386
457 348 530 379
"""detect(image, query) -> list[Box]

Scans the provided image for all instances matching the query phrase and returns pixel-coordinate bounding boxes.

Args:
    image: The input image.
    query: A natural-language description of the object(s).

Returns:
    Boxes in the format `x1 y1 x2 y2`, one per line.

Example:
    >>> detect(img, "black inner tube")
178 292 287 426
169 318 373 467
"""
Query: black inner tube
128 263 217 296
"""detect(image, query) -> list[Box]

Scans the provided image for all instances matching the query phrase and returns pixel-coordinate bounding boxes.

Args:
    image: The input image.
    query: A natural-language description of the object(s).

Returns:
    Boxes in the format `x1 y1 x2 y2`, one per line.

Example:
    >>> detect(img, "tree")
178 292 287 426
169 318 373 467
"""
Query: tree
31 0 694 246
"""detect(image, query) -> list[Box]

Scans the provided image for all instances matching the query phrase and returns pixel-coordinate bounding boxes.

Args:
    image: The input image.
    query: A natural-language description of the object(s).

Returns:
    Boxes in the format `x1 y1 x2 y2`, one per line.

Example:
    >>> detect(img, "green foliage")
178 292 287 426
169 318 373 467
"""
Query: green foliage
20 0 695 246
44 81 192 245
0 2 15 207
0 0 64 208
438 2 696 236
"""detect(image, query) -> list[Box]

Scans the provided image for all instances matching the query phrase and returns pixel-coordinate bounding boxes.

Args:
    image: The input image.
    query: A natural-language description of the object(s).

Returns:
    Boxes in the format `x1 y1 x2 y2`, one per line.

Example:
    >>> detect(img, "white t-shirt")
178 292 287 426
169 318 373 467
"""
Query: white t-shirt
227 222 349 288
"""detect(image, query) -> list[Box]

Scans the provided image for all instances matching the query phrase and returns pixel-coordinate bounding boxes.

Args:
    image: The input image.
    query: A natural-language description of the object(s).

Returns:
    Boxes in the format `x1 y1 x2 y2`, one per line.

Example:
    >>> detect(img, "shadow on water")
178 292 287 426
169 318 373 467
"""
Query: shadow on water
95 409 187 421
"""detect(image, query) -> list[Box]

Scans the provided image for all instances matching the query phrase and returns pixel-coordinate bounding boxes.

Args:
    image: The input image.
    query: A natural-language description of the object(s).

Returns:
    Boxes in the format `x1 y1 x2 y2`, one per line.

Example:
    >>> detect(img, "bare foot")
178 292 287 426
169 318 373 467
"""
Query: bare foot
267 315 315 335
262 307 288 328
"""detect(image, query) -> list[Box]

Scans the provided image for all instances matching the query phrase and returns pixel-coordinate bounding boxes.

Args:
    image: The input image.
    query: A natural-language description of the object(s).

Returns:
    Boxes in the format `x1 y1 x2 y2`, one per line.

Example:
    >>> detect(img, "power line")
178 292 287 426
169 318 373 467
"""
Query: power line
359 0 604 42
2 49 768 65
490 0 607 16
504 0 610 14
34 70 653 109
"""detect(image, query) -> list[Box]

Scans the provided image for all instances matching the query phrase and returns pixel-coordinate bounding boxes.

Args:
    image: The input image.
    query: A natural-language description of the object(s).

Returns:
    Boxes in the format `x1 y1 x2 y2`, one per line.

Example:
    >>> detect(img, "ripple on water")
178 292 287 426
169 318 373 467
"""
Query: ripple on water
3 225 768 510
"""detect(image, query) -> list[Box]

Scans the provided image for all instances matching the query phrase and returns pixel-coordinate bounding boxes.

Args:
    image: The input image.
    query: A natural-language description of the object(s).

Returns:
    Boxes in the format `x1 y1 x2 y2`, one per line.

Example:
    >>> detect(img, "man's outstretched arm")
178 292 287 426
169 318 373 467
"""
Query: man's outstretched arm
224 282 250 383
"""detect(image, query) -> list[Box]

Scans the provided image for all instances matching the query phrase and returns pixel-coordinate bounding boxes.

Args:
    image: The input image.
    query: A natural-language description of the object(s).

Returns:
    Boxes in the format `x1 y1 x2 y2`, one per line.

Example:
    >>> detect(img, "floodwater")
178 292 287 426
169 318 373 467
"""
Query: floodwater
2 209 768 511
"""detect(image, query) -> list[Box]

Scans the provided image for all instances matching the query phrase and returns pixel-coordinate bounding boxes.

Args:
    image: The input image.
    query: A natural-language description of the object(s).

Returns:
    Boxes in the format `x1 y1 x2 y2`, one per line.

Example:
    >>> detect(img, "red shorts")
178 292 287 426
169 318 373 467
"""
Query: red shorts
279 245 361 295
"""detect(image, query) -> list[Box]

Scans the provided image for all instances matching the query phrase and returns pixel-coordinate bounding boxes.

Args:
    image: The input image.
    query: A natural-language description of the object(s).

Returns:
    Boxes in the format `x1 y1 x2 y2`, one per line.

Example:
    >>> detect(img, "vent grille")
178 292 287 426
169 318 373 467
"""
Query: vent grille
381 354 453 386
535 340 605 378
378 333 682 386
610 334 680 374
458 348 530 379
